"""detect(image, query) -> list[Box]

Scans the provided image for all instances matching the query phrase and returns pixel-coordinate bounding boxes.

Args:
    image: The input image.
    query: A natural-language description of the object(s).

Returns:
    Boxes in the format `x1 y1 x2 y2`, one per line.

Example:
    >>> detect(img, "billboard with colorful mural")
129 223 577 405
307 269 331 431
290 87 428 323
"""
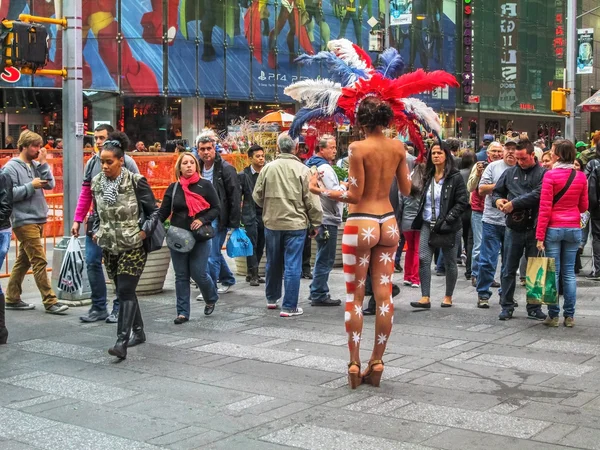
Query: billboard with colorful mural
1 0 456 109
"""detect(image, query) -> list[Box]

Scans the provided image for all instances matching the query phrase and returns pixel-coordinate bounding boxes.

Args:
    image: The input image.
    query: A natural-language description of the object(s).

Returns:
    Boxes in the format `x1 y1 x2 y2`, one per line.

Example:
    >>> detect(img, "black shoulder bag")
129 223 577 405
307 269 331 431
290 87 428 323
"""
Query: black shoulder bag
428 180 456 249
553 169 576 205
133 175 165 253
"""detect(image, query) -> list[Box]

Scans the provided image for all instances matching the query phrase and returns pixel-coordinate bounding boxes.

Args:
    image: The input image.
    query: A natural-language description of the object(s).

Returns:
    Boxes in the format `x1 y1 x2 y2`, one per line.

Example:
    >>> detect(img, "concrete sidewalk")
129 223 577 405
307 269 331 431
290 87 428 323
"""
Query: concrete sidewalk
2 257 600 449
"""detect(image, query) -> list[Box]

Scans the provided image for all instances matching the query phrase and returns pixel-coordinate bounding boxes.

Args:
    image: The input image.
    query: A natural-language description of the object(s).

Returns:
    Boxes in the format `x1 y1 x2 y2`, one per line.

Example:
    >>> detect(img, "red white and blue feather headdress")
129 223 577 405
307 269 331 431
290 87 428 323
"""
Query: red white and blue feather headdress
284 39 460 160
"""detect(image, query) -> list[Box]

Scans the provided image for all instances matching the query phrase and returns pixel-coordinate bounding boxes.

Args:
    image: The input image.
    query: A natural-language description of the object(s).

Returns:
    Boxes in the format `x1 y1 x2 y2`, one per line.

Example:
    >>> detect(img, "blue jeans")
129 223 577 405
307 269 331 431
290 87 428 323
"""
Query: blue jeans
476 222 505 300
265 228 306 310
85 234 117 312
471 211 483 279
545 227 581 318
171 240 217 318
208 219 236 288
500 228 539 313
0 230 11 295
310 225 338 301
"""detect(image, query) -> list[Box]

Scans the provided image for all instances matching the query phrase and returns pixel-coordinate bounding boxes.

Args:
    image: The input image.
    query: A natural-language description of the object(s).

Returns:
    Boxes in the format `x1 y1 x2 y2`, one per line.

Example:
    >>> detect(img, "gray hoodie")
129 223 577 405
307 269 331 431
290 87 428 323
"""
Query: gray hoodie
3 157 55 228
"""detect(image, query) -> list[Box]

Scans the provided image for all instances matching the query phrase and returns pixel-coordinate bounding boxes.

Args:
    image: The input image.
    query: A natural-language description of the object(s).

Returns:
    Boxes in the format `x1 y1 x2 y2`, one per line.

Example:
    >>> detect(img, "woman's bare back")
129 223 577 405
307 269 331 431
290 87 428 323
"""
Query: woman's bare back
348 135 410 215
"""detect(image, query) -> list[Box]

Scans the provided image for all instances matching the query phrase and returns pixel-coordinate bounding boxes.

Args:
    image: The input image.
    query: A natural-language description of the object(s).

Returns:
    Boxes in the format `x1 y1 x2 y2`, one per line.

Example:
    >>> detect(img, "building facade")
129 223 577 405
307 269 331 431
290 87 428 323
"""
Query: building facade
3 0 578 148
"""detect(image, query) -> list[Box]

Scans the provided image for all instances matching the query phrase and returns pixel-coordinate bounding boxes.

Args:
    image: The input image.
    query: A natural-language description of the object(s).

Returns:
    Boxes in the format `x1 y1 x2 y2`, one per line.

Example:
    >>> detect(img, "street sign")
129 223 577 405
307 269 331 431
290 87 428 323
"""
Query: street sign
468 95 480 104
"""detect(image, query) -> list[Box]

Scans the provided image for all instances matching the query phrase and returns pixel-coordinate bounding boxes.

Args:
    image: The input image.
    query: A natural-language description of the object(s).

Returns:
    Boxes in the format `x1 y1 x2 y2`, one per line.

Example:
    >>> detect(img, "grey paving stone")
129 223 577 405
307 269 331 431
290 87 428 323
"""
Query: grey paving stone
560 391 600 407
226 395 276 412
512 401 600 429
0 440 39 450
365 398 412 415
217 358 342 386
475 342 594 364
192 342 302 364
34 400 187 442
283 355 410 378
243 326 346 345
203 435 295 450
422 428 569 450
420 361 557 386
487 400 529 414
150 429 227 450
260 424 436 450
411 372 517 395
558 426 600 449
390 402 551 439
437 339 469 349
13 339 109 363
3 372 138 405
163 337 206 347
18 422 162 450
528 338 600 356
5 395 61 410
344 395 393 412
320 377 348 389
531 423 578 445
457 353 595 377
254 338 290 348
0 406 56 439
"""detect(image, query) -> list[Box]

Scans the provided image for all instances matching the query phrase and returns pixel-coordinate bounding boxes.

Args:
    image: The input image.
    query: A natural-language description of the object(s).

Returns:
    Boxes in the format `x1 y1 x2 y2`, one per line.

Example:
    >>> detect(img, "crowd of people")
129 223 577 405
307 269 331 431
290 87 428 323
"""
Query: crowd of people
0 122 597 384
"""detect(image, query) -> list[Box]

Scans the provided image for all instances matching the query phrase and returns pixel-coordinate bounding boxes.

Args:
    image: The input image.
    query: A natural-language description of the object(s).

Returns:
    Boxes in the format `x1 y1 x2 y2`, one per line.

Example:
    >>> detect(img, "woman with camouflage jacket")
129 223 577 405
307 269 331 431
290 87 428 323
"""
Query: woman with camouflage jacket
91 131 159 360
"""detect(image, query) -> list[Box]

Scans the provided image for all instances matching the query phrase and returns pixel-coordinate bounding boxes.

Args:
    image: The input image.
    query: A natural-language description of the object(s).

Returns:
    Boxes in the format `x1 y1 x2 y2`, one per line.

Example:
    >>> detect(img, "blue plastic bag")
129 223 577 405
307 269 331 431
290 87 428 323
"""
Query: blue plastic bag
226 228 254 258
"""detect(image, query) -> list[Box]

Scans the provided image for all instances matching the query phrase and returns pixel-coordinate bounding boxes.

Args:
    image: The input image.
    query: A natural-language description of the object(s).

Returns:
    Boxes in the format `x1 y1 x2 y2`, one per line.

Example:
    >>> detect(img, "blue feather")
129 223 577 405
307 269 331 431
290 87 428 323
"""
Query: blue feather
376 48 405 79
295 52 367 86
289 107 330 138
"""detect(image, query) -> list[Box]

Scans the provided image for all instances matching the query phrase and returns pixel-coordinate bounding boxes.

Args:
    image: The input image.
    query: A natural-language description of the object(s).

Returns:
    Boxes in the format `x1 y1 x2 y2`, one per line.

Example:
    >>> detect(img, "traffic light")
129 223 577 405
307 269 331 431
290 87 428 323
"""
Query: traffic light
0 20 49 72
551 88 570 116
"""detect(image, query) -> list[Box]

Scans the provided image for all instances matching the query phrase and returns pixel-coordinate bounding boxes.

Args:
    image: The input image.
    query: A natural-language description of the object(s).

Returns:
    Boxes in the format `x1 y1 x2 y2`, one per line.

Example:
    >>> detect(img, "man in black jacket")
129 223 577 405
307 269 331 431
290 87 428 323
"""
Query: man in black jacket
0 168 13 344
492 139 546 321
197 133 241 294
239 145 266 286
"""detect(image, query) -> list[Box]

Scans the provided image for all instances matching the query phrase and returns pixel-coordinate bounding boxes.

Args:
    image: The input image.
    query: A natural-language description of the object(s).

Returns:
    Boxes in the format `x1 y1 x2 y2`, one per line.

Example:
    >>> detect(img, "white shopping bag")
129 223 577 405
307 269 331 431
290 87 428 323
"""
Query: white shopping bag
57 236 85 295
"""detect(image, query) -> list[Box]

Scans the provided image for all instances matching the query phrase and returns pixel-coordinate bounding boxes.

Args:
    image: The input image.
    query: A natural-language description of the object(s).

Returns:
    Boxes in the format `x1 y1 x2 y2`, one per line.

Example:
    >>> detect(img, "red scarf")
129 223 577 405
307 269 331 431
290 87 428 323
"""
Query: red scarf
179 173 210 217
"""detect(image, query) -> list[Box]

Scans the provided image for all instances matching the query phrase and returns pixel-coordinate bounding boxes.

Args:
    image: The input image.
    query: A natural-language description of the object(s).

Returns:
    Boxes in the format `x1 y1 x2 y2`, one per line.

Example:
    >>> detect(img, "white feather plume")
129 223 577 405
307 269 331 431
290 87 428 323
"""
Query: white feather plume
402 98 442 136
327 39 368 71
284 79 343 116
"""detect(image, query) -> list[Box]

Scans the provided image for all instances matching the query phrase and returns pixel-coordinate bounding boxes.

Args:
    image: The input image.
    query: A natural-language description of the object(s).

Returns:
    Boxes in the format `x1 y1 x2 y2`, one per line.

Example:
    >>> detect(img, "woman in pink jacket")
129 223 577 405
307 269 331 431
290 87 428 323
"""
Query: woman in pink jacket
536 140 588 327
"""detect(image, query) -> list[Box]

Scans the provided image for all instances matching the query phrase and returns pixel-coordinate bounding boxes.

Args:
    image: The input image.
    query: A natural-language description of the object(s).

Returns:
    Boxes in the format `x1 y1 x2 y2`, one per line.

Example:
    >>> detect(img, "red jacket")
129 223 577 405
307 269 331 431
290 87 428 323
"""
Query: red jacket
536 168 588 241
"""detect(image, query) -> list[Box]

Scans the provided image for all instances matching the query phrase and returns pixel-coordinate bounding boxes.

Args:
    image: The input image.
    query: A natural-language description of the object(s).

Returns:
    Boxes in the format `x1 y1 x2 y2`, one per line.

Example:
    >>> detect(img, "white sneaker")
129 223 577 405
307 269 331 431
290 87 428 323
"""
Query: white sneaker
411 283 420 288
267 301 279 310
196 293 203 301
403 281 411 286
280 307 303 317
218 285 231 294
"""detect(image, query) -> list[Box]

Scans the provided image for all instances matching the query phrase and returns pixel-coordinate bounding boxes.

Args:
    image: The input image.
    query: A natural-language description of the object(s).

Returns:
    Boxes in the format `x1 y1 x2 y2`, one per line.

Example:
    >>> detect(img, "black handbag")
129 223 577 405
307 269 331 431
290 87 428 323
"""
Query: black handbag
133 176 165 253
428 180 456 249
193 224 215 242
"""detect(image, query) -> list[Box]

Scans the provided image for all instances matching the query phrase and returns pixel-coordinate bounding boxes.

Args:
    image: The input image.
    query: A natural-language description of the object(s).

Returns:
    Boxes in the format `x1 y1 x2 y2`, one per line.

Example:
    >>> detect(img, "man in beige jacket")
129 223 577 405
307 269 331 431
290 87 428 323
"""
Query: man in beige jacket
253 132 322 317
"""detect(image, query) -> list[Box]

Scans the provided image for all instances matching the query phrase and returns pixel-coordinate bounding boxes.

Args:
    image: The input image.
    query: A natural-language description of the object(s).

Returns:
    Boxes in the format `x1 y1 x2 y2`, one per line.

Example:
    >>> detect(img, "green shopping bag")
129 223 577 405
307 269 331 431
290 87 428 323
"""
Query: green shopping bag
526 254 558 306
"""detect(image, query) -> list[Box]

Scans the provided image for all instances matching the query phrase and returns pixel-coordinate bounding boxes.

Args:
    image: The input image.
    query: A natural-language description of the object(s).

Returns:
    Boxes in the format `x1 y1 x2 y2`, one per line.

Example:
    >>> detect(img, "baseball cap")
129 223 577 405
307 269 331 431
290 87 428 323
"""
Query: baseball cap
575 141 589 149
505 136 519 146
483 134 494 142
47 136 54 140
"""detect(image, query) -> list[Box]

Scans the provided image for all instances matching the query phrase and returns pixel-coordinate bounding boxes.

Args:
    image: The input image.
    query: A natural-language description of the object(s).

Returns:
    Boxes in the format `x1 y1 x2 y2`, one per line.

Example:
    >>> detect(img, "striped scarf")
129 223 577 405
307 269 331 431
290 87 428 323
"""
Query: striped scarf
100 168 124 206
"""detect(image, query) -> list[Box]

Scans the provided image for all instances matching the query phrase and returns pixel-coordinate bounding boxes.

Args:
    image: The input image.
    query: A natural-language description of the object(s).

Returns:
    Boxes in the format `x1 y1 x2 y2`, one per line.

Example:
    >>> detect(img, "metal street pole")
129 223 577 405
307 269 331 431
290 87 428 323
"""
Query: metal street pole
51 0 90 303
565 0 577 141
62 0 83 230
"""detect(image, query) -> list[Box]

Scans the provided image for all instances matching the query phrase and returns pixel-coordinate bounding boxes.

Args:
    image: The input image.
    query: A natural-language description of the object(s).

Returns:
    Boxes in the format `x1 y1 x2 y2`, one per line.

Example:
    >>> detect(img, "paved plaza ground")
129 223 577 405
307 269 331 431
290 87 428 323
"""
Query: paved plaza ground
2 254 600 450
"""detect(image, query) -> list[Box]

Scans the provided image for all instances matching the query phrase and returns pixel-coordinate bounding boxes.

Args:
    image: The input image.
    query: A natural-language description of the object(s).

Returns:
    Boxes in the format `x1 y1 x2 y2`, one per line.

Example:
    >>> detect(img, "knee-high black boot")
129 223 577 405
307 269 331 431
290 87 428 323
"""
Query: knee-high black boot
0 293 8 345
128 300 145 347
108 300 136 359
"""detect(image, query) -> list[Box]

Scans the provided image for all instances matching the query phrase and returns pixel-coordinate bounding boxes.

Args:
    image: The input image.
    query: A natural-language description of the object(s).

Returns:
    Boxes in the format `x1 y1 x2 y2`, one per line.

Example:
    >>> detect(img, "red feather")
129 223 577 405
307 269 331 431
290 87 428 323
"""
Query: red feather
352 44 373 69
388 69 459 99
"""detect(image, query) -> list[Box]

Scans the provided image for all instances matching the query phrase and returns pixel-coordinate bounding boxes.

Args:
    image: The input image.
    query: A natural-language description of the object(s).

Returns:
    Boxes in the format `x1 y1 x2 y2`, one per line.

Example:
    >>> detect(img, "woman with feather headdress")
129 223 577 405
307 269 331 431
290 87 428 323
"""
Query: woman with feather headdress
284 39 459 389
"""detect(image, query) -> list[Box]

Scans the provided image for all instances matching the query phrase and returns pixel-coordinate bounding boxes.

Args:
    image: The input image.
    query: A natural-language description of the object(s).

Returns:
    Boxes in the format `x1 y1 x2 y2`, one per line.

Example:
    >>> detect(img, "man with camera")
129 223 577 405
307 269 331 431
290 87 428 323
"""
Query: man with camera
491 139 546 320
467 141 504 287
